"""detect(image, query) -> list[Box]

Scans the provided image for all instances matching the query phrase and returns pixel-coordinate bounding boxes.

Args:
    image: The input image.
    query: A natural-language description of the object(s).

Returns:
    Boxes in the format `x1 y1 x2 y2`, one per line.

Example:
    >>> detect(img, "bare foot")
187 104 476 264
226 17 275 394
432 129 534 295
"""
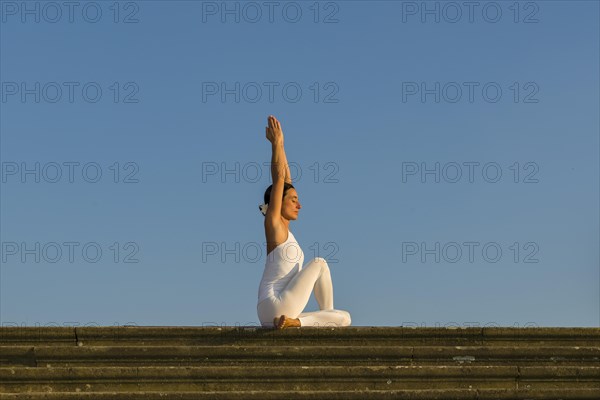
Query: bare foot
273 315 301 329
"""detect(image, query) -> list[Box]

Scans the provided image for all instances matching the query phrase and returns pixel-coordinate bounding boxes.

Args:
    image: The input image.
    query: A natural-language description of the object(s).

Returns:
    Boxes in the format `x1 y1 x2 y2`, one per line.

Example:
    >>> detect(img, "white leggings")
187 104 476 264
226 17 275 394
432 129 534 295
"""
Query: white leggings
257 257 352 328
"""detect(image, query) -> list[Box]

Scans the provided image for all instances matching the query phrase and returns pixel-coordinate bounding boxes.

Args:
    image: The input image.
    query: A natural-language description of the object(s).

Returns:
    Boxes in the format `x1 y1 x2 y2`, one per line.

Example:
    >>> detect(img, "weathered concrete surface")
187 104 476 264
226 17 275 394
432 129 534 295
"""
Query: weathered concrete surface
3 345 599 367
1 389 600 400
1 327 598 399
2 326 599 346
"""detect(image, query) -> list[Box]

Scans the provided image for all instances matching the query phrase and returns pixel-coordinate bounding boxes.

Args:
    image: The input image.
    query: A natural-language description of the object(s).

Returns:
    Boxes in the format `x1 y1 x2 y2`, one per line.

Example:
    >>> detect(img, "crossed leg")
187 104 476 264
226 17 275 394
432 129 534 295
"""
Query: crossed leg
260 257 352 328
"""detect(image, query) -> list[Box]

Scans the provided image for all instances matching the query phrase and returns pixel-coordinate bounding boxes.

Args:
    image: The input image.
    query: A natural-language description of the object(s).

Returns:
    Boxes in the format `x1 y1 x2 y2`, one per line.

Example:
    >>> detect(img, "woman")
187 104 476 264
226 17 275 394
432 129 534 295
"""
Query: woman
256 115 352 329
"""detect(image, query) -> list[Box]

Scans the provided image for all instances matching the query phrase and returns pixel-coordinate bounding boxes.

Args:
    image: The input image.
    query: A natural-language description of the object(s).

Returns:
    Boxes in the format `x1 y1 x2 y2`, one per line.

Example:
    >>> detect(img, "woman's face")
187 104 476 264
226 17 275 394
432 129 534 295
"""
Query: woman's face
282 188 301 220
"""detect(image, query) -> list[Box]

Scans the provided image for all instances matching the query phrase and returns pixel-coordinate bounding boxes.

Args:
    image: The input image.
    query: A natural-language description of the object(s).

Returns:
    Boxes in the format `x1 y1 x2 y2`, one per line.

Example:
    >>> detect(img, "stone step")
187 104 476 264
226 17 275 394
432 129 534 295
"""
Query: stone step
1 327 599 347
1 345 599 367
1 327 598 398
2 365 598 392
1 389 600 400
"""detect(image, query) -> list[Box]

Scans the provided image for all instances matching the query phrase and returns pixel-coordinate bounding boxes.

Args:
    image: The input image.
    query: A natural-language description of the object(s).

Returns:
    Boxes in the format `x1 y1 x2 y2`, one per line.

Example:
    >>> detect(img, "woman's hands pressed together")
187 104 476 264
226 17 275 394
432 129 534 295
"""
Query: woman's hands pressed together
266 115 284 145
265 115 291 183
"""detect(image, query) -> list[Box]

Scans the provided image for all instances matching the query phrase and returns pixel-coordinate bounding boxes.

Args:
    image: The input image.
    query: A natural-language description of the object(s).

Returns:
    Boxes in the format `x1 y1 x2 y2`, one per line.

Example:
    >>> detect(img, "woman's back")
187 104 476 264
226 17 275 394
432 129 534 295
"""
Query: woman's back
257 229 304 304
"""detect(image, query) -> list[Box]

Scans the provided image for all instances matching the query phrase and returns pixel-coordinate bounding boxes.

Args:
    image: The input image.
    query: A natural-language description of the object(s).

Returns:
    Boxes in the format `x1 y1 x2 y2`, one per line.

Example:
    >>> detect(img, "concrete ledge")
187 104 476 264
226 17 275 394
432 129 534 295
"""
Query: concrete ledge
1 389 599 400
1 327 599 346
2 365 599 392
1 327 598 398
2 345 599 367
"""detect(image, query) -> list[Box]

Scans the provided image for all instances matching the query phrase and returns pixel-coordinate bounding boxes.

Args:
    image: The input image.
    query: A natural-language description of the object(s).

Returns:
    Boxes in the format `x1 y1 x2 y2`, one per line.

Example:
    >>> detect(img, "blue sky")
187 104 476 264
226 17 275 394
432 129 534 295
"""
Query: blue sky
1 0 598 328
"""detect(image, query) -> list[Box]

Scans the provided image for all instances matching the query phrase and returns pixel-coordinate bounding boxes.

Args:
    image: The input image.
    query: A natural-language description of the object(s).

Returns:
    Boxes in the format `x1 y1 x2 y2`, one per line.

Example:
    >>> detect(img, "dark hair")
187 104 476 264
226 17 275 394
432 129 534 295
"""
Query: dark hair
264 182 295 205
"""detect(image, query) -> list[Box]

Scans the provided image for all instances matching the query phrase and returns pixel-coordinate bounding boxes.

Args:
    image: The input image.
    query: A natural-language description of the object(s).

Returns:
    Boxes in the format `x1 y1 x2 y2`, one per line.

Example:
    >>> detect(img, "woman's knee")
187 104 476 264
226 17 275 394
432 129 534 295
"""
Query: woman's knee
340 310 352 326
308 257 329 272
312 257 328 266
326 310 351 327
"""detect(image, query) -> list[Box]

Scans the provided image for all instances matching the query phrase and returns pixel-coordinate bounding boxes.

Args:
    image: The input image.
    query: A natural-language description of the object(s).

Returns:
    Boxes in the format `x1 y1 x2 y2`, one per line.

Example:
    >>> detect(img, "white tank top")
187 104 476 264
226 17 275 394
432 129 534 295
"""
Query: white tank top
257 230 304 304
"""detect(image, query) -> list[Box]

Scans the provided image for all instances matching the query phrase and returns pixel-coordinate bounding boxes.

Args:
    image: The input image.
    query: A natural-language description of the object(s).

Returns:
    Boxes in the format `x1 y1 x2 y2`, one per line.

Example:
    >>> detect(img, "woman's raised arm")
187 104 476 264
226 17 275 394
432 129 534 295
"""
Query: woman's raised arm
265 115 292 184
265 116 292 223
